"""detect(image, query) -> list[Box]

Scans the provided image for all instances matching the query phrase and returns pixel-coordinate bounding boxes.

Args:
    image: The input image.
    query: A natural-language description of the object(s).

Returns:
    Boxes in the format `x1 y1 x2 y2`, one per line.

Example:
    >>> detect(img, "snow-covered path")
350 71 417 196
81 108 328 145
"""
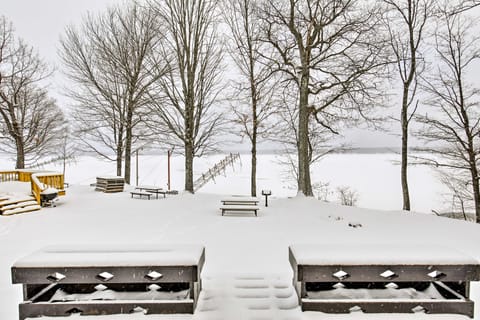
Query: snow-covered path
195 274 300 320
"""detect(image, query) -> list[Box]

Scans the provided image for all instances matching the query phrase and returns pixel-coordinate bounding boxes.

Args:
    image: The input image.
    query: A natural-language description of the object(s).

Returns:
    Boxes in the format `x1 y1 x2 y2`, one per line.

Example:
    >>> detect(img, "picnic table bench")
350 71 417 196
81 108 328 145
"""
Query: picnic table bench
130 191 153 200
135 186 166 199
221 196 259 206
289 244 480 318
11 244 205 320
220 205 260 216
220 196 260 216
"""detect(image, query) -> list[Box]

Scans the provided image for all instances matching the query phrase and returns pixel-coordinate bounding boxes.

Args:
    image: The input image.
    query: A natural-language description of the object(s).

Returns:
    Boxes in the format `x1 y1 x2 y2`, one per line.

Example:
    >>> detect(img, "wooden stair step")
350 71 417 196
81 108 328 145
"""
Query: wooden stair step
1 200 39 212
2 204 41 216
0 197 36 208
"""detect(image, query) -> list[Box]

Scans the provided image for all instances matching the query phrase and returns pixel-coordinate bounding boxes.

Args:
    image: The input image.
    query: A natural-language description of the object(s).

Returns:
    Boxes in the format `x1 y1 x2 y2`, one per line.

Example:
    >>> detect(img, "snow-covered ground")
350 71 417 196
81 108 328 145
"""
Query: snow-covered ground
19 153 448 213
0 153 477 320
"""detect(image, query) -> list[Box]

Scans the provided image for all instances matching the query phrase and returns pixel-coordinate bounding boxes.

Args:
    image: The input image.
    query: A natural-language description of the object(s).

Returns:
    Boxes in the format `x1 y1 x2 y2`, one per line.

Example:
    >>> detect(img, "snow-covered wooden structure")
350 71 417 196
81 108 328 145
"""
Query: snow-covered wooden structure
0 170 65 213
289 244 480 318
95 176 125 193
11 244 205 319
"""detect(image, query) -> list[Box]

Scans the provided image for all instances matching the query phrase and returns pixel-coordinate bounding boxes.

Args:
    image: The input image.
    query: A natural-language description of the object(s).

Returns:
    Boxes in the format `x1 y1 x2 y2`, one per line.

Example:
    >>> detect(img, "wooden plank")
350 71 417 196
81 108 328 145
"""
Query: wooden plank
1 201 38 211
19 300 194 320
2 205 41 216
130 191 151 199
301 299 474 317
220 205 259 216
0 197 36 207
300 264 480 282
12 265 198 284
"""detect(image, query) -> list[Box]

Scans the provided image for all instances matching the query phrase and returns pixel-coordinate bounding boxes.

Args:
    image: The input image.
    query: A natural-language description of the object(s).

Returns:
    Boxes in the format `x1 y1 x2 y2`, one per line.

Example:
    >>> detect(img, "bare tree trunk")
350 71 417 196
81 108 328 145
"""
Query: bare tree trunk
15 136 25 169
185 135 194 193
251 133 257 197
124 109 133 184
298 73 313 196
250 59 258 197
401 90 411 211
116 143 123 177
471 160 480 222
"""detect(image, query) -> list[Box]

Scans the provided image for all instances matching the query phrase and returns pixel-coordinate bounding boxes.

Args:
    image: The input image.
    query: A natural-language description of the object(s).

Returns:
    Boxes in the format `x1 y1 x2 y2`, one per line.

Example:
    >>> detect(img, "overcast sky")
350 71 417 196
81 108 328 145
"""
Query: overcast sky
1 0 456 149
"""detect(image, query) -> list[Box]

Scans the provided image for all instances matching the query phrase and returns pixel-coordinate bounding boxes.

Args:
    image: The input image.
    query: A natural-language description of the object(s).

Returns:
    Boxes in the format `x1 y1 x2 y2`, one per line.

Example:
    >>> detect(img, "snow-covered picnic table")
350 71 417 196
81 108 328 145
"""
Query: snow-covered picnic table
11 244 205 320
289 243 480 318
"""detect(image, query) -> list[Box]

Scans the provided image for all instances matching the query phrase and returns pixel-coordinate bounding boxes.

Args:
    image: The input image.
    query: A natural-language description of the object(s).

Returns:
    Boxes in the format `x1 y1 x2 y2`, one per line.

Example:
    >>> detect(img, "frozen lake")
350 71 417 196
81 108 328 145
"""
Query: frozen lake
0 152 447 214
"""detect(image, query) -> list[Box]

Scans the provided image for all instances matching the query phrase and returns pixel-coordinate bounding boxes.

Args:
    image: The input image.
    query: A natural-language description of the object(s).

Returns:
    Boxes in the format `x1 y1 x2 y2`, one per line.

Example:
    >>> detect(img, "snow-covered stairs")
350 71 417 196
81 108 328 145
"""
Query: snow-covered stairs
194 274 301 320
0 196 40 215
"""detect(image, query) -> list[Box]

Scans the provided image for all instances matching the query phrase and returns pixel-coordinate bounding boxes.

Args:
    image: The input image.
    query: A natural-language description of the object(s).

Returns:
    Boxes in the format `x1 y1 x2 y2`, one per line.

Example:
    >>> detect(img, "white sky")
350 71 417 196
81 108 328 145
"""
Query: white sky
4 0 477 149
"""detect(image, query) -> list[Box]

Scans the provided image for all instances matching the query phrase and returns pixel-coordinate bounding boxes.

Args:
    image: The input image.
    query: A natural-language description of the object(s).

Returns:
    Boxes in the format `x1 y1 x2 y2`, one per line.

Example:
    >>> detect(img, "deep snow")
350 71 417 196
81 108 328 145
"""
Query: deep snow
0 153 478 320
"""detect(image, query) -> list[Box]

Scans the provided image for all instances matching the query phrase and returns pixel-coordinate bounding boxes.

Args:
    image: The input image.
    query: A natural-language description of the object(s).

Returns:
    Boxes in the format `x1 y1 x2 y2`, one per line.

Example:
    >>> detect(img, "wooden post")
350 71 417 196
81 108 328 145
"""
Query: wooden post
135 150 139 186
167 149 172 191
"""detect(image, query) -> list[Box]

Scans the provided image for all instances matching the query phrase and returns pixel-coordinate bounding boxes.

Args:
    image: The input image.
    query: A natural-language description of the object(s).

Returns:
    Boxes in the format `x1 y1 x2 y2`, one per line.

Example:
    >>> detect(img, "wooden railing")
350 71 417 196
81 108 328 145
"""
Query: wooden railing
31 173 65 204
0 171 19 182
17 170 34 182
0 170 65 205
193 153 241 192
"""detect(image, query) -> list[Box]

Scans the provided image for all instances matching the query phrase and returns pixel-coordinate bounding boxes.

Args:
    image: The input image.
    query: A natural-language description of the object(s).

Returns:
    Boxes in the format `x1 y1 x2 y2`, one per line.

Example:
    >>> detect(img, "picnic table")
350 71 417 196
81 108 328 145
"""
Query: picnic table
11 244 205 319
135 186 166 199
220 196 260 216
289 243 480 317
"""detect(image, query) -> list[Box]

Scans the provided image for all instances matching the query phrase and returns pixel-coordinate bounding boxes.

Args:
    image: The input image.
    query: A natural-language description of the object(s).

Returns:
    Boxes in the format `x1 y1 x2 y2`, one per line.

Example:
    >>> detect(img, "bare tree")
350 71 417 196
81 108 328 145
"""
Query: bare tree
257 0 387 196
337 186 359 206
382 0 434 211
0 16 64 169
448 0 480 15
149 0 225 193
222 0 277 197
272 84 344 184
415 9 480 222
60 2 166 184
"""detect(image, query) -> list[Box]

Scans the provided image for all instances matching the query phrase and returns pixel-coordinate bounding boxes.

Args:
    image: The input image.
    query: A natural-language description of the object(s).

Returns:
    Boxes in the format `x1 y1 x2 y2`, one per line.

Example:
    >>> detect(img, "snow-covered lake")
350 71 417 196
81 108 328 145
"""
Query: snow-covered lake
30 152 447 214
0 152 476 320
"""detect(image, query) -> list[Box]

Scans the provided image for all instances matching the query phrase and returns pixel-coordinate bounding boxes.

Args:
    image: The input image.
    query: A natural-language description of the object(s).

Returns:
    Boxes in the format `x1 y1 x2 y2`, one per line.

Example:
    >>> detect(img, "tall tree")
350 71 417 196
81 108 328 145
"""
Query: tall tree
149 0 225 193
415 9 480 221
272 83 342 184
223 0 277 197
0 16 63 168
258 0 387 196
382 0 434 211
60 2 166 183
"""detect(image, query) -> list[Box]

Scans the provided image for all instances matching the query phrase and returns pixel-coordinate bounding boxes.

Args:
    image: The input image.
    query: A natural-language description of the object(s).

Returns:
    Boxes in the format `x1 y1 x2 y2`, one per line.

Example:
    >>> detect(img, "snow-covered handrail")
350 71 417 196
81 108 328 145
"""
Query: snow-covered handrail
0 170 65 205
193 153 241 192
31 173 64 204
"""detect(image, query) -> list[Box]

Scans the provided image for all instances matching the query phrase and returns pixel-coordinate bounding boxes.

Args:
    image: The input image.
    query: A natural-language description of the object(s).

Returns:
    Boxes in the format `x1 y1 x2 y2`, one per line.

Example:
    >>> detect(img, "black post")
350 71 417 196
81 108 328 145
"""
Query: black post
261 190 271 207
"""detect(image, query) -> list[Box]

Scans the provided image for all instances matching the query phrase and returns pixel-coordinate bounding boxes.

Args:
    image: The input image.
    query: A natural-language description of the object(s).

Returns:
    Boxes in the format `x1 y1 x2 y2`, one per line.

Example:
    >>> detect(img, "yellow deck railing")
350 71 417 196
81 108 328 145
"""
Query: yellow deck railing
0 171 19 182
0 170 65 205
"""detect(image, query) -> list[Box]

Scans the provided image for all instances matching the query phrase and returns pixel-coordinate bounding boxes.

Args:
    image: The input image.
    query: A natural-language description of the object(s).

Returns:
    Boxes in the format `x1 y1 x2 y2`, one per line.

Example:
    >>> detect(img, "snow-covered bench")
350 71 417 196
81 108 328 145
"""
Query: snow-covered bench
221 196 260 206
135 186 167 199
130 191 153 200
220 205 259 216
220 196 260 216
289 244 480 318
11 244 205 320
